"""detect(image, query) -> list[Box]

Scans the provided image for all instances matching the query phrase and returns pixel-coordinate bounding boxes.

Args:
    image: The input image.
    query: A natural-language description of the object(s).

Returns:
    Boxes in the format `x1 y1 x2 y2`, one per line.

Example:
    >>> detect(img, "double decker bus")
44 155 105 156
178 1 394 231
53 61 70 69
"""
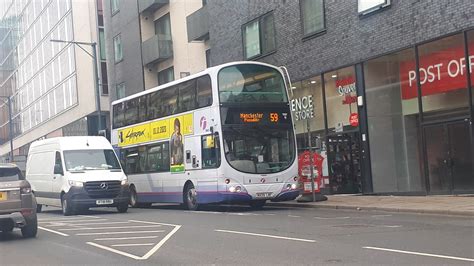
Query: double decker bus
111 61 299 210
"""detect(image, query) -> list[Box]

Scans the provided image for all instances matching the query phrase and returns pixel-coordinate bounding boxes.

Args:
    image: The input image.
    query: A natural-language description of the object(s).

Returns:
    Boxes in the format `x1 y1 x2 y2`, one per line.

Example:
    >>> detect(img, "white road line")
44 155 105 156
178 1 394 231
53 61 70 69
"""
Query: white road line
77 230 165 236
371 214 393 218
87 242 142 260
42 219 109 225
79 215 101 219
111 243 155 247
49 221 130 227
363 246 474 262
62 225 161 231
184 211 222 214
141 225 181 260
215 229 316 243
94 236 159 241
288 215 301 218
38 226 69 237
264 213 276 216
313 216 351 220
38 217 102 222
228 213 260 216
378 225 402 228
128 220 181 227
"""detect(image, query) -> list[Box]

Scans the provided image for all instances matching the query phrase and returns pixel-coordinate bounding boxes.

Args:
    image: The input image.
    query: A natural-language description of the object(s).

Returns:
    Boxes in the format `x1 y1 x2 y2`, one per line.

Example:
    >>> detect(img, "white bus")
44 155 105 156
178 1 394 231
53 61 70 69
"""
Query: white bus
111 61 299 210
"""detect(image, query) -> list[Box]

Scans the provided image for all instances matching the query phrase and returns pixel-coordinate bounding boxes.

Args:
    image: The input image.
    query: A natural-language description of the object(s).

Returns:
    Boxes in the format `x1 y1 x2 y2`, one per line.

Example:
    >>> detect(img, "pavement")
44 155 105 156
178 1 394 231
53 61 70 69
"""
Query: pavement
269 194 474 216
1 204 473 265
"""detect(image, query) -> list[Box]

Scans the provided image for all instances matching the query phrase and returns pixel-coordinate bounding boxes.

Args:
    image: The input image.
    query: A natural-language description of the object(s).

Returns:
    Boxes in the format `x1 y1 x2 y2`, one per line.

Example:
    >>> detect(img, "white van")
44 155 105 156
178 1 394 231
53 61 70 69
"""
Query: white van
26 136 130 216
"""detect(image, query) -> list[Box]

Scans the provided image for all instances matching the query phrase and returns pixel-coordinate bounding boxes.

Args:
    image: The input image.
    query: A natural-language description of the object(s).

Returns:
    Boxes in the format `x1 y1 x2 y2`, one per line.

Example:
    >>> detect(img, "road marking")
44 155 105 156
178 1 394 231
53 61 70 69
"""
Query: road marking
50 221 130 227
371 214 392 217
77 230 165 236
87 223 182 260
38 217 102 222
128 220 180 227
79 215 101 219
378 225 402 228
95 236 159 241
264 213 276 216
40 219 107 224
363 247 474 262
184 211 222 214
38 226 69 237
111 243 155 247
288 215 301 218
228 213 260 216
62 225 161 231
215 229 316 243
314 216 350 220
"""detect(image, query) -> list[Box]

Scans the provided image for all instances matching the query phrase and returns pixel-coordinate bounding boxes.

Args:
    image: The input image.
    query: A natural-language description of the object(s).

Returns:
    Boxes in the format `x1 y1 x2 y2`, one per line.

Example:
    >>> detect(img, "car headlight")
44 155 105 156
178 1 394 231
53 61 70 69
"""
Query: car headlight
121 179 128 186
68 180 83 187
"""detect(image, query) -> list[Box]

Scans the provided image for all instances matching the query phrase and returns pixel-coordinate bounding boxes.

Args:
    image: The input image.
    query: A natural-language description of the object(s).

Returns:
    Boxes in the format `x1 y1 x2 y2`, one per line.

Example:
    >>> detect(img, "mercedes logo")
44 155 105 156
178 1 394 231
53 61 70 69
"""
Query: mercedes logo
100 182 108 190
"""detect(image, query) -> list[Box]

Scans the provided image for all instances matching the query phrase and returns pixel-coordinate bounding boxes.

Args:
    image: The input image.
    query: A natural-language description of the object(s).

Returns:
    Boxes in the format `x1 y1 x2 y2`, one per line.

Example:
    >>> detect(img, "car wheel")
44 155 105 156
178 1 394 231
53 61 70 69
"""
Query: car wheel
249 200 266 210
36 204 42 213
183 183 198 211
61 196 74 216
21 215 38 238
117 203 128 213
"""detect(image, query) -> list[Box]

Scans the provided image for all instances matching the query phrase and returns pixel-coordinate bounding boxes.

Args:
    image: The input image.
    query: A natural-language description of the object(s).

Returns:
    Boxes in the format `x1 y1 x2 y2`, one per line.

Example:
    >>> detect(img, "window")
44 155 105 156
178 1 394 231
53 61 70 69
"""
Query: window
197 75 212 107
116 82 125 99
161 87 178 116
101 62 108 94
138 95 148 123
202 134 220 168
205 49 211 68
63 150 121 171
97 0 104 26
158 67 174 85
124 98 138 125
113 34 123 62
300 0 325 36
99 29 106 60
111 0 119 15
155 14 172 41
178 80 197 112
243 12 275 59
358 0 390 15
123 148 138 174
146 142 170 172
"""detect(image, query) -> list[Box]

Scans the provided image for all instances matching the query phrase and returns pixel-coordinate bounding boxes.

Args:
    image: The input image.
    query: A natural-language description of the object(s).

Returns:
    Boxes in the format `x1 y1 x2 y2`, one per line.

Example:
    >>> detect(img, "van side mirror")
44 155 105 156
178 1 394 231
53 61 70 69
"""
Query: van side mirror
54 164 64 175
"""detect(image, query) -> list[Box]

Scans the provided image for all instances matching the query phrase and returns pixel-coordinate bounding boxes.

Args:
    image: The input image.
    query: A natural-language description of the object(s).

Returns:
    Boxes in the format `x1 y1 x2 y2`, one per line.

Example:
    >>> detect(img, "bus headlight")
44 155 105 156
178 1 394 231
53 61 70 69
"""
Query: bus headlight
229 186 236 193
235 186 242 193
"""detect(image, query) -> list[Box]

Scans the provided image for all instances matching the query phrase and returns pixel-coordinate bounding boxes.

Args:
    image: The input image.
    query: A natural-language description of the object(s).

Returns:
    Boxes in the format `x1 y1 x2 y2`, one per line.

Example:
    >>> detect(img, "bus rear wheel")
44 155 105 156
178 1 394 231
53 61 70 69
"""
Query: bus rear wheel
249 200 266 210
183 183 198 211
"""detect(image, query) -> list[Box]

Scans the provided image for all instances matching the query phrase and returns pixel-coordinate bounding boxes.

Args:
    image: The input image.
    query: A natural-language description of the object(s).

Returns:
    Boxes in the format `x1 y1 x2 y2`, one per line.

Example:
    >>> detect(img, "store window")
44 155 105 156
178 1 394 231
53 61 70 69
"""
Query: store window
417 34 470 116
300 0 325 37
113 34 123 63
242 12 276 59
323 66 358 132
364 48 423 192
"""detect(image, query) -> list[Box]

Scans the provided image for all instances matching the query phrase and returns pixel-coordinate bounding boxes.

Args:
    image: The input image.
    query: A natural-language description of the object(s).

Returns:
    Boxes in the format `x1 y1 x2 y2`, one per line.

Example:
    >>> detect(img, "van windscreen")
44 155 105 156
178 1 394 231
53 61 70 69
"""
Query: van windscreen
63 150 121 171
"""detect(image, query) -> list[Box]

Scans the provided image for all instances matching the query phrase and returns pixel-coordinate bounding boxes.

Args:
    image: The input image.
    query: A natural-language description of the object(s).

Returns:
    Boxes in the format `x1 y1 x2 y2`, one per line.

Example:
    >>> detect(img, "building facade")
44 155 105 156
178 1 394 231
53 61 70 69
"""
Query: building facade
103 0 208 103
186 0 474 194
0 0 109 166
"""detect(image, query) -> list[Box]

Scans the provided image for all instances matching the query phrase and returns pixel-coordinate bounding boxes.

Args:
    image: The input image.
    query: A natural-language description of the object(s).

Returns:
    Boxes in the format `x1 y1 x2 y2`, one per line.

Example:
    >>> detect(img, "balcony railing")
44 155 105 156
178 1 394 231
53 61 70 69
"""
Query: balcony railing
186 5 209 42
142 34 173 66
138 0 169 14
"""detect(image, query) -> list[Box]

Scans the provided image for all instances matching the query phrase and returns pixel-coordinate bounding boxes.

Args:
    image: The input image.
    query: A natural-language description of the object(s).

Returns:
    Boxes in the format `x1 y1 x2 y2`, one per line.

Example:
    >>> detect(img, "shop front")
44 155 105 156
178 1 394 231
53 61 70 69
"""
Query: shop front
290 30 474 195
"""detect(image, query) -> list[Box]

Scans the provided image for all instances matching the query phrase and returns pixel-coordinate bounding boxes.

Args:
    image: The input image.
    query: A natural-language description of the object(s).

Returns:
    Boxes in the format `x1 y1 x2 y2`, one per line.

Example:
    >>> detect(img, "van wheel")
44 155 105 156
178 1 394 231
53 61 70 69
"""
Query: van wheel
183 183 198 211
36 204 42 213
61 196 74 216
117 203 128 213
21 215 38 238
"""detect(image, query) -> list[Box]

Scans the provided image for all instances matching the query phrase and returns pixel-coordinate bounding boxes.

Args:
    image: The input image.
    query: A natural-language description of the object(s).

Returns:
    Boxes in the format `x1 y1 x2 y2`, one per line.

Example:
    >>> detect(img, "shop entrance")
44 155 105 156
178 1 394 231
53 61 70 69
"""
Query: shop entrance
326 132 362 194
424 120 473 193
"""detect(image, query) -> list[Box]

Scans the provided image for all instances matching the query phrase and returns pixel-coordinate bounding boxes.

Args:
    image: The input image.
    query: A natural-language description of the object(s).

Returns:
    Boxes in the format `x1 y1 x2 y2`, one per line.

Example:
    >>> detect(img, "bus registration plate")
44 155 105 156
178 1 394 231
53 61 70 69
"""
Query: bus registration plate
96 199 113 205
256 192 272 198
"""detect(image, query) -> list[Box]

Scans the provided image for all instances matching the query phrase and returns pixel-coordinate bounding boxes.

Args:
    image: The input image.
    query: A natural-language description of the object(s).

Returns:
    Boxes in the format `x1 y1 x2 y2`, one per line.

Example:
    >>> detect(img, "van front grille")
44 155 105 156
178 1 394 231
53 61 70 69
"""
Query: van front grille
84 181 121 199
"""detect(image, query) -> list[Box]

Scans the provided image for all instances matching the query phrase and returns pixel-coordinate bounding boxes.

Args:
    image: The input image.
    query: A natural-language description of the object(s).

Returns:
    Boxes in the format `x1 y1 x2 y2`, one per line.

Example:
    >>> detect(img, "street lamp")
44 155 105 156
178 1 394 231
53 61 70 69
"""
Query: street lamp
0 96 14 163
50 39 102 135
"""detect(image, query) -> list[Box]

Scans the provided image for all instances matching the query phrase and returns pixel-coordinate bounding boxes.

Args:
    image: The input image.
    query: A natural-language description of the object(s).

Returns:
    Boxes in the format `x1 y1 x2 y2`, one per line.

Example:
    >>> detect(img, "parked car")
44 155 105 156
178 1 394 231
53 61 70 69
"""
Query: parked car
0 163 38 238
26 136 130 216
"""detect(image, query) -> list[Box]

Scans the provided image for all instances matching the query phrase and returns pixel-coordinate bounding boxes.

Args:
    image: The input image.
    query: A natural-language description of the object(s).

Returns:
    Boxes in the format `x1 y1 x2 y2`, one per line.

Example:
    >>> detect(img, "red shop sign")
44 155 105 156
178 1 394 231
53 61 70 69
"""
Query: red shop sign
399 42 474 100
349 113 359 127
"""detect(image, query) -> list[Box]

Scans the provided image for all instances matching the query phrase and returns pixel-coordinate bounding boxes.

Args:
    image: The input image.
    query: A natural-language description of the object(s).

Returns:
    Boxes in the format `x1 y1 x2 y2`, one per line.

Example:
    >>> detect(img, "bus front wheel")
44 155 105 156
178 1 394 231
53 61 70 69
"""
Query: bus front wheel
184 183 198 211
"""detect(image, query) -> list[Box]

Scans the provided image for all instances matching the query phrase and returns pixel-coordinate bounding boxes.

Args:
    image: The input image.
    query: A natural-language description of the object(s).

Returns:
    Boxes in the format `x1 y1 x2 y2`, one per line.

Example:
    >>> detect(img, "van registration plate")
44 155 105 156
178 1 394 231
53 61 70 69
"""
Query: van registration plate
0 192 6 201
96 199 113 205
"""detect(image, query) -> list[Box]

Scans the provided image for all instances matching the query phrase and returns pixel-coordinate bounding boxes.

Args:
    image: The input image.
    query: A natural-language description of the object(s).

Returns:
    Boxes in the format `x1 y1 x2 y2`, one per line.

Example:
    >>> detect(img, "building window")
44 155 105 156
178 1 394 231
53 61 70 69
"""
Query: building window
113 34 123 63
155 14 172 41
358 0 390 15
205 49 211 68
300 0 325 37
99 29 106 60
242 12 276 59
116 83 125 99
101 62 108 95
97 0 104 26
158 67 174 85
111 0 119 15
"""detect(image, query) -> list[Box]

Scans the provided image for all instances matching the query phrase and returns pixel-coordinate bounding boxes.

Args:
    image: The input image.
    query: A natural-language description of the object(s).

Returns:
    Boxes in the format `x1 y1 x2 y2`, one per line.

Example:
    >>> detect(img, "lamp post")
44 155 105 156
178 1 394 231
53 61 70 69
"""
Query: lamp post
50 39 102 134
0 96 14 163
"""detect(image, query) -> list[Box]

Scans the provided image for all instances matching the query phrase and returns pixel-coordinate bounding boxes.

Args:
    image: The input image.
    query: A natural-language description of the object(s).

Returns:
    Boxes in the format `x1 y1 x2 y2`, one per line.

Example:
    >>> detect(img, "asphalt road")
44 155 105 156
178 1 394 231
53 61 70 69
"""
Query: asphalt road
1 204 473 265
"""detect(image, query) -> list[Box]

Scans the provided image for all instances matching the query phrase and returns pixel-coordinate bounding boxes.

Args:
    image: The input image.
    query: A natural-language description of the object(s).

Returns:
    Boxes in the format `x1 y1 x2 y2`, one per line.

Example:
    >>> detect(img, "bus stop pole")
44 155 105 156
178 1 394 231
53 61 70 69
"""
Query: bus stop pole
307 119 316 202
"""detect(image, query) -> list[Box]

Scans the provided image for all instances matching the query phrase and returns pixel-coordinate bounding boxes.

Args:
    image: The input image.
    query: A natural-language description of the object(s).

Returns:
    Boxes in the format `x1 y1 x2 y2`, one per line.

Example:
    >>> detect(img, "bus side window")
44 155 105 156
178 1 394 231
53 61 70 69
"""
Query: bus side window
197 75 212 108
146 142 170 172
178 79 197 112
202 134 220 169
124 148 139 174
